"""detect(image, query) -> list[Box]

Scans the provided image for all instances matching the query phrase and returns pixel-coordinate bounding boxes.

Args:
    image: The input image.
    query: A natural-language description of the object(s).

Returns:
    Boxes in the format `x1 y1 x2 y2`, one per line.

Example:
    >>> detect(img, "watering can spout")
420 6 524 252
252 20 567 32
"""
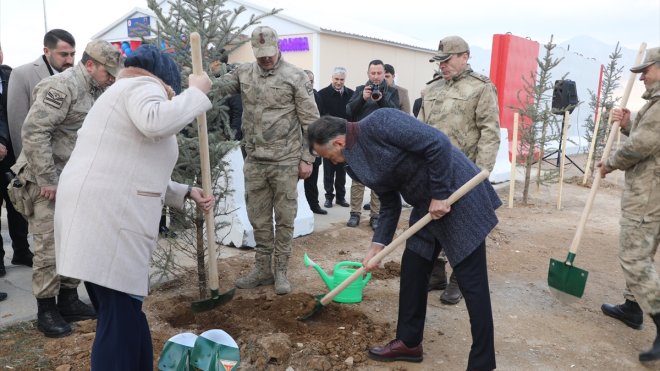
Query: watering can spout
304 253 333 290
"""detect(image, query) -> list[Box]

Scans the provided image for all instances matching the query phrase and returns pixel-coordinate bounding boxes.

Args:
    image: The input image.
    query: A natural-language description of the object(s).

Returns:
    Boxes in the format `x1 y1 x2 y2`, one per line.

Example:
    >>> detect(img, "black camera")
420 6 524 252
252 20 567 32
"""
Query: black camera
369 83 382 100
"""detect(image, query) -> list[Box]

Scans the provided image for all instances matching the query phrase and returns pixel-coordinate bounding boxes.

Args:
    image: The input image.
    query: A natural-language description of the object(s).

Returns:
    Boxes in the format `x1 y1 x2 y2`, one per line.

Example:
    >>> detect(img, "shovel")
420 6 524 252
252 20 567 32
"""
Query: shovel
548 42 647 300
189 32 235 312
300 169 490 320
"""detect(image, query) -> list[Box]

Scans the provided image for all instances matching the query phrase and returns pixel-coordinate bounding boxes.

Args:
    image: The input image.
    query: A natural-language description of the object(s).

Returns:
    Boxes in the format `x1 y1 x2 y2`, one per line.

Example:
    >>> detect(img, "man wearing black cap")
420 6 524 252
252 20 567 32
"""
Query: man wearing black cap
419 36 500 305
598 46 660 363
9 39 121 338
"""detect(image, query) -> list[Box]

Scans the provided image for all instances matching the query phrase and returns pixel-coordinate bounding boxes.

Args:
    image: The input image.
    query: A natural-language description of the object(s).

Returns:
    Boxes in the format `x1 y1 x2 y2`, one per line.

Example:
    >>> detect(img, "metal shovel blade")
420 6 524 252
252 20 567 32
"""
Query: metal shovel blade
299 294 325 320
547 256 588 299
191 288 236 313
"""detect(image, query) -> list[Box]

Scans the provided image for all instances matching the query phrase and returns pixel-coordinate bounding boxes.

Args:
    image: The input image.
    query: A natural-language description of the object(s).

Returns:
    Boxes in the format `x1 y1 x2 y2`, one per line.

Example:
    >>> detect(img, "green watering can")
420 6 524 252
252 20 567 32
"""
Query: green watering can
304 253 371 303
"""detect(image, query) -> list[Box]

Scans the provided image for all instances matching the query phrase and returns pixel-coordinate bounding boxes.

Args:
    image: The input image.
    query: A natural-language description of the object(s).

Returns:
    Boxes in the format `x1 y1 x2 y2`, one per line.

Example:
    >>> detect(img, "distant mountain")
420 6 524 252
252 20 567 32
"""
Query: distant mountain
559 35 637 71
468 46 491 76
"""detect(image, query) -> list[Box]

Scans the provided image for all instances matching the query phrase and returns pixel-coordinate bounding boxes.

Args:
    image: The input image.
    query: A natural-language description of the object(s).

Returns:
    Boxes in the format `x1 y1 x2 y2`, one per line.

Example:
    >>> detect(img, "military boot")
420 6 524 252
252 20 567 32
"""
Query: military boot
601 300 643 329
440 271 463 305
273 255 291 295
428 260 447 291
57 288 97 322
640 313 660 362
37 297 72 338
235 253 274 288
347 213 360 227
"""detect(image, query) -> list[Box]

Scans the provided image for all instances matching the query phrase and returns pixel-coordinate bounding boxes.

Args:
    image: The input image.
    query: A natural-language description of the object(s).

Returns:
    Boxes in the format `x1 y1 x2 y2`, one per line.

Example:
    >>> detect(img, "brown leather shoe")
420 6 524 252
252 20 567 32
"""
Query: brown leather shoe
368 339 423 363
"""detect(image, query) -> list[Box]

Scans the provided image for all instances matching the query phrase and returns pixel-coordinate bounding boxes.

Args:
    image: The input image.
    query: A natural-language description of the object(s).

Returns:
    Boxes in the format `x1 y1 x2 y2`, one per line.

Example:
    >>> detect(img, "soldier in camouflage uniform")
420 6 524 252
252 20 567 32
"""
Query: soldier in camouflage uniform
598 47 660 363
419 36 500 305
9 40 120 338
212 26 319 295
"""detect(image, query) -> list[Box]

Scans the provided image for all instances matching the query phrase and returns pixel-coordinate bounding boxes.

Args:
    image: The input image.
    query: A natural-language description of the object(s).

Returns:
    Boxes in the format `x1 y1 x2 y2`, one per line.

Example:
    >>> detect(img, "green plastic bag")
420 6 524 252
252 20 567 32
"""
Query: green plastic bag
190 329 240 371
158 332 198 371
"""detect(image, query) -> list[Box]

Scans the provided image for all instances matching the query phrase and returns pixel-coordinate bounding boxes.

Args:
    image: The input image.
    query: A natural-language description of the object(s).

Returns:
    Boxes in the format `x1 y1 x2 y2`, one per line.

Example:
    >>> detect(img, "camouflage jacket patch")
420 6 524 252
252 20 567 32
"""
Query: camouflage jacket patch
44 88 67 109
305 81 314 96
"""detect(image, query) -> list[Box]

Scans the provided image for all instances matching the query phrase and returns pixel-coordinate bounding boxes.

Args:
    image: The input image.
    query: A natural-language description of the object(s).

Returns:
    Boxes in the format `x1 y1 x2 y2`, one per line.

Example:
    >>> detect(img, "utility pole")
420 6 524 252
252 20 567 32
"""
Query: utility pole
42 0 48 33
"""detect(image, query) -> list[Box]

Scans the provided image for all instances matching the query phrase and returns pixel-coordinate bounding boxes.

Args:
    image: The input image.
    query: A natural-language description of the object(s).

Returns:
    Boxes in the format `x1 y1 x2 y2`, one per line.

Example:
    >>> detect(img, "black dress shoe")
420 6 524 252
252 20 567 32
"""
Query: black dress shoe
324 199 333 208
311 205 328 215
0 292 7 302
11 250 34 267
363 202 371 210
336 199 349 207
368 339 423 363
0 261 5 277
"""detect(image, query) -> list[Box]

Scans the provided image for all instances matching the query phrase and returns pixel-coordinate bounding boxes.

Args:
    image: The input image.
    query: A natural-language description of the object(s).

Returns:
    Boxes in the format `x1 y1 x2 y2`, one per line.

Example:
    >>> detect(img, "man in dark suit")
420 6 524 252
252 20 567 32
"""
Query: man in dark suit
317 66 353 209
308 108 500 370
0 43 33 278
303 70 327 215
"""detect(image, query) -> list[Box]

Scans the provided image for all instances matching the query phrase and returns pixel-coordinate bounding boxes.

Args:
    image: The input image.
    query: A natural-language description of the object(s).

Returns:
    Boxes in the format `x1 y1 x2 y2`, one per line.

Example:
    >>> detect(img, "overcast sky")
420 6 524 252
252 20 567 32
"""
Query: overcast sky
1 0 658 66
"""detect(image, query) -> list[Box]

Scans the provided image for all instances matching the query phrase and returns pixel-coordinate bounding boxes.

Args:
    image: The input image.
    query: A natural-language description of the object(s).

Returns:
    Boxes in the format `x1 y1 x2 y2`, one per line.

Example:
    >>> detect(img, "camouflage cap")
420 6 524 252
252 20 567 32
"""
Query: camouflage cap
429 36 470 63
84 39 122 77
251 26 279 58
630 47 660 73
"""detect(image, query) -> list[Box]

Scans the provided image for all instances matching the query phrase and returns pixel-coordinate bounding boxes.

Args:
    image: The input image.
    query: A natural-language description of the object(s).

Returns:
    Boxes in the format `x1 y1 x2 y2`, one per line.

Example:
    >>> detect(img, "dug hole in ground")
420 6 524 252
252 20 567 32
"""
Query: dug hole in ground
1 157 658 370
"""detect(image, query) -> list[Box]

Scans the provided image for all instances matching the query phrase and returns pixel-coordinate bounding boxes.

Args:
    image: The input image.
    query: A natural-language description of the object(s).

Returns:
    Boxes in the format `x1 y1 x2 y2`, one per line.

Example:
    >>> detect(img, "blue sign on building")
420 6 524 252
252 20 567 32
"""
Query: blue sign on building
127 16 151 37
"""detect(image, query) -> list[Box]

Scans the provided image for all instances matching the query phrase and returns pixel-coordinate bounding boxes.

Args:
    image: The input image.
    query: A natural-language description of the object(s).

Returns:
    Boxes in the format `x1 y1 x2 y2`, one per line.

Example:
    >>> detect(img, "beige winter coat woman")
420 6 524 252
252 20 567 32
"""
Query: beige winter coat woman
55 68 212 296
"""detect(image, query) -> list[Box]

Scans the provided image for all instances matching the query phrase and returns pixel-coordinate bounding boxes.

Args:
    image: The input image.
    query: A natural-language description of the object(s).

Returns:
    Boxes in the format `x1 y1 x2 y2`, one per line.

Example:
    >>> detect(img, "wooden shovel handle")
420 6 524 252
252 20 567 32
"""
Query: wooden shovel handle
567 42 647 256
190 32 219 292
319 169 490 306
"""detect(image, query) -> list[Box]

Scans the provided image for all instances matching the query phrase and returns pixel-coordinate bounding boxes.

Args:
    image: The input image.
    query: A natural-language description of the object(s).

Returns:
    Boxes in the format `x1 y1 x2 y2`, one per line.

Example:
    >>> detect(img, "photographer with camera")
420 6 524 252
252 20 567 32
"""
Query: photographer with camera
345 59 399 230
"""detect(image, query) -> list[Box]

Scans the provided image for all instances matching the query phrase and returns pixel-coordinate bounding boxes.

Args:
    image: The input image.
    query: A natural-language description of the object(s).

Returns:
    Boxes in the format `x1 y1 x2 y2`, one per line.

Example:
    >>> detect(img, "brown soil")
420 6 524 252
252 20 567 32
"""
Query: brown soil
152 291 390 369
371 261 401 280
2 161 660 370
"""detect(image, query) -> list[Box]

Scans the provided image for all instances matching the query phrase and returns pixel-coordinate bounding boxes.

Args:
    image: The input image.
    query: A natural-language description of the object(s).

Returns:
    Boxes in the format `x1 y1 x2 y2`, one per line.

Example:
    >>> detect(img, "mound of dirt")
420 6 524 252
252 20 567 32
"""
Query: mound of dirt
151 292 391 369
371 261 401 280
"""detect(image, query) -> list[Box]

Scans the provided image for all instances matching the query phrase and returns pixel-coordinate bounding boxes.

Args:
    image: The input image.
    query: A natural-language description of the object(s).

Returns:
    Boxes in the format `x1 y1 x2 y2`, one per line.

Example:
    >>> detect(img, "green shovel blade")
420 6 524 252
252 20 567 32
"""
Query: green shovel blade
548 254 589 298
191 288 235 313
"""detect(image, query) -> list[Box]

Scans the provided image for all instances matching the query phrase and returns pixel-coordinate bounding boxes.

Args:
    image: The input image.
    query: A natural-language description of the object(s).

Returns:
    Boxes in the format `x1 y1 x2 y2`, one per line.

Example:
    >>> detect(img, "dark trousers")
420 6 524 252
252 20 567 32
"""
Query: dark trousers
304 156 322 208
85 282 153 371
0 179 30 258
322 157 346 202
397 242 495 371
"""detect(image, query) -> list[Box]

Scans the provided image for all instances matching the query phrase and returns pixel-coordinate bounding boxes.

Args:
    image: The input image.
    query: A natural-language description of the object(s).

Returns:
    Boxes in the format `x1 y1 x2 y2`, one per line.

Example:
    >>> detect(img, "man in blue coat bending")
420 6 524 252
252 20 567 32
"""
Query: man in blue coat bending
307 108 501 370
